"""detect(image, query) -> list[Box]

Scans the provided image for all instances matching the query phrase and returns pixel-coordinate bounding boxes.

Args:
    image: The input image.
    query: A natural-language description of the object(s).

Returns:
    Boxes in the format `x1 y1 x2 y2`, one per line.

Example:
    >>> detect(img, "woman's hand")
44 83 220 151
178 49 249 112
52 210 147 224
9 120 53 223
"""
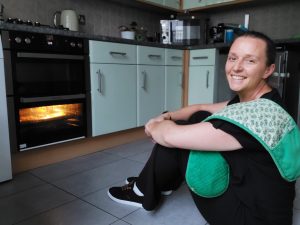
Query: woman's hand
144 112 172 138
145 119 175 145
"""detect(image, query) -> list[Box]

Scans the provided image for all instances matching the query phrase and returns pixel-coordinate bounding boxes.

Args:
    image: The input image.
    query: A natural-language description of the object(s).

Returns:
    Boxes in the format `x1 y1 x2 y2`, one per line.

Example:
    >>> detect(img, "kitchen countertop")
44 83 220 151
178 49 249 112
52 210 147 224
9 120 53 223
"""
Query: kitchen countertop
1 22 300 50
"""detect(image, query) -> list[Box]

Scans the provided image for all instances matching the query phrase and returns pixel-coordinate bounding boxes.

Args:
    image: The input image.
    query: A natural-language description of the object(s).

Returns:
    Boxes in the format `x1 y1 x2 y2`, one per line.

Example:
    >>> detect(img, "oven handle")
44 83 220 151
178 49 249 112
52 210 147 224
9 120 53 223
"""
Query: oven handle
17 52 85 60
20 94 86 103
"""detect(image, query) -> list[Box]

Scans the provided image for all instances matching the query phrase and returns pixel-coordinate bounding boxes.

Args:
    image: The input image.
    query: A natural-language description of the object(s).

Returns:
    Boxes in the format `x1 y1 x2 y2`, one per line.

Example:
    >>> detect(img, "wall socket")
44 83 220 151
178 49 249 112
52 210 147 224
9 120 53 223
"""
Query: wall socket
79 15 86 25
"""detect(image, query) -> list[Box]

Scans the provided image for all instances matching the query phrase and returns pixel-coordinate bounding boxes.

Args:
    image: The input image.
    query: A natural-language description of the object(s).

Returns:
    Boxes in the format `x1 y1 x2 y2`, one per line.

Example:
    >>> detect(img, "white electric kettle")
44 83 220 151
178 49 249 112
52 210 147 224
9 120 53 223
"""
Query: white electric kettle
53 10 79 31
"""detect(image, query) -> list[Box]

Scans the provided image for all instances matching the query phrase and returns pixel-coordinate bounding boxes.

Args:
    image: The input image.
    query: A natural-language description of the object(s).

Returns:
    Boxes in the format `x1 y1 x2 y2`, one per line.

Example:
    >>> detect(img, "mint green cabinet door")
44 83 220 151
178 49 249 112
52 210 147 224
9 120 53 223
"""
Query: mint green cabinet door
90 64 137 136
164 0 180 9
137 65 165 126
183 0 207 9
188 65 215 105
165 66 183 111
145 0 164 5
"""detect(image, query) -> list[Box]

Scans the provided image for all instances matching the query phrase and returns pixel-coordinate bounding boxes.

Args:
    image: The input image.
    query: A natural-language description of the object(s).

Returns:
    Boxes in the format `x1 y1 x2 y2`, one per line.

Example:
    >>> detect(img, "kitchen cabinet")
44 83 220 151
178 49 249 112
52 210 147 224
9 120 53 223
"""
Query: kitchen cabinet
183 0 252 10
0 35 12 182
138 0 180 10
188 48 216 105
165 49 183 111
137 46 165 126
183 0 207 10
89 41 137 136
164 0 181 9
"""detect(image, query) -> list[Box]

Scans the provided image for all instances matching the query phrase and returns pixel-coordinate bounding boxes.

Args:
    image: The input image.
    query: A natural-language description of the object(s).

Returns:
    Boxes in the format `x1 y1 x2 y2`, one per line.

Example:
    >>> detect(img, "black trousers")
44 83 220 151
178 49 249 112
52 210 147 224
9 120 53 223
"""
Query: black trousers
135 111 268 225
136 111 210 210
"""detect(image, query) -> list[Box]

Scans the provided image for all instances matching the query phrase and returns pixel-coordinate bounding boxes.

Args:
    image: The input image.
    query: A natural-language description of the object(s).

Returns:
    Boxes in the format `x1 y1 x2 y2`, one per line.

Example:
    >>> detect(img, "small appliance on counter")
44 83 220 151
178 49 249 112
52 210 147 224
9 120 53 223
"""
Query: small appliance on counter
160 16 208 45
53 9 79 31
209 23 247 44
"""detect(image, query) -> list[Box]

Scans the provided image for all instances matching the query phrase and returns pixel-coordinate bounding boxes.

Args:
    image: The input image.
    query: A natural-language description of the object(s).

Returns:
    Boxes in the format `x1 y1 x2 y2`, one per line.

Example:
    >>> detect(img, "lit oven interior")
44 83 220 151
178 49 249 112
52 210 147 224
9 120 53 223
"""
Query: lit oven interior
19 103 82 125
18 103 85 150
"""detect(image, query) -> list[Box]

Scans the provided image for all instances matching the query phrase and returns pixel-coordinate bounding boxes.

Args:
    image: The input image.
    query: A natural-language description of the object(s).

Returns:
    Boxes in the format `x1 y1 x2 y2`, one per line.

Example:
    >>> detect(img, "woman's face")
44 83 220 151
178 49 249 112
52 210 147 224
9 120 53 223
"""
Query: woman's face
225 36 275 98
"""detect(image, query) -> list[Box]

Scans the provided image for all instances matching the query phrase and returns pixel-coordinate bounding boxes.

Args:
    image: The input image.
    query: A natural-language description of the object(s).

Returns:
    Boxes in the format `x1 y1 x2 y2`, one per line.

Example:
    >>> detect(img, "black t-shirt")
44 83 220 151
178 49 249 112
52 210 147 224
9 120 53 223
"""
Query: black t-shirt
209 89 295 224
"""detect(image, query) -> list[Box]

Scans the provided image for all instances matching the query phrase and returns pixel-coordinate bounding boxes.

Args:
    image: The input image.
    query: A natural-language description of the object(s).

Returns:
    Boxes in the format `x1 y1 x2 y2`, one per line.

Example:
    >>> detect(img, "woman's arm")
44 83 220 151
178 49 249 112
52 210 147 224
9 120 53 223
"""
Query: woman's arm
145 119 242 151
144 101 229 138
165 101 229 121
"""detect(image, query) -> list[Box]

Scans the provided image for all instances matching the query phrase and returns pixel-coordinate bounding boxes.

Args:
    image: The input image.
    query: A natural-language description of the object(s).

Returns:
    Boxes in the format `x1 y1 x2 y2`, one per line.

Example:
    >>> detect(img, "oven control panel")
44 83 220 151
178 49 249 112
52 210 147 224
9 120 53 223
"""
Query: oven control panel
1 30 84 54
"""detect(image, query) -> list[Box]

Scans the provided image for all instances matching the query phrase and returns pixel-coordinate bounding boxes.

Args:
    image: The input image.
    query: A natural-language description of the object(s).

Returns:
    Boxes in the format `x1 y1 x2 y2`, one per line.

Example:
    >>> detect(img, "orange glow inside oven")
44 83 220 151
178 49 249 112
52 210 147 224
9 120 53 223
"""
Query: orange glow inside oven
19 103 81 123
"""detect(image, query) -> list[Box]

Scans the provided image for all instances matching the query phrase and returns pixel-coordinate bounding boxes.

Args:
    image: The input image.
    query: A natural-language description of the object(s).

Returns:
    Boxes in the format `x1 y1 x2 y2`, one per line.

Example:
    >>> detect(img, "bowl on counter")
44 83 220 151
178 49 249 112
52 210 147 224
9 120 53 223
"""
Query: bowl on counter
121 31 135 40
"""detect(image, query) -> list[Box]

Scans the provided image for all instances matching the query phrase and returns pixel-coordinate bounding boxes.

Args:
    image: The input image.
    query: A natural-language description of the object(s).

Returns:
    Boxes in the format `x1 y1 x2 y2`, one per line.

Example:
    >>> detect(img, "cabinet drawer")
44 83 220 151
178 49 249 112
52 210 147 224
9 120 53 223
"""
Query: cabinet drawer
137 46 165 65
89 40 137 64
165 49 183 66
189 48 216 66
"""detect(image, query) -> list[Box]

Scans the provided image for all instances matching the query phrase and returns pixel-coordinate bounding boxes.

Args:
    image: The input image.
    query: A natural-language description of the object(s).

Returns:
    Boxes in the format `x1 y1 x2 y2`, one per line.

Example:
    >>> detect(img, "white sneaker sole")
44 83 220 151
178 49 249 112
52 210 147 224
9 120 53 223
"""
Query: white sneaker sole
107 190 143 208
125 179 173 196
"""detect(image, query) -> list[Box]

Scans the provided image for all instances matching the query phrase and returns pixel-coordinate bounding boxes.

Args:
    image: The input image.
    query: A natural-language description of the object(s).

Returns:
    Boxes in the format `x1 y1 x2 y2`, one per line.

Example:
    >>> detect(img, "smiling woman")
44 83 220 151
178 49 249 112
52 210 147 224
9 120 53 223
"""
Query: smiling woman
225 36 275 102
107 31 300 225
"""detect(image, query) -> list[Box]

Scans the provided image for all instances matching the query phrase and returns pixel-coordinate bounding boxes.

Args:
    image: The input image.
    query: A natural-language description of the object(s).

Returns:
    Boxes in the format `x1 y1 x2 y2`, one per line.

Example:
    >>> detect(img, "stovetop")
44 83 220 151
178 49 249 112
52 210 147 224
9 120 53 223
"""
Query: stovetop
2 17 69 31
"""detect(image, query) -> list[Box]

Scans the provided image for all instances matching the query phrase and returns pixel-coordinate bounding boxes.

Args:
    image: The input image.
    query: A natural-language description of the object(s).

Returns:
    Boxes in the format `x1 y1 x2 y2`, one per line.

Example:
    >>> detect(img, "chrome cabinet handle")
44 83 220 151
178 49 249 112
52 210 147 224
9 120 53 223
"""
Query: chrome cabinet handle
141 70 147 90
206 70 209 88
171 56 182 60
97 69 104 94
148 54 161 58
109 51 127 56
179 72 183 88
192 56 208 60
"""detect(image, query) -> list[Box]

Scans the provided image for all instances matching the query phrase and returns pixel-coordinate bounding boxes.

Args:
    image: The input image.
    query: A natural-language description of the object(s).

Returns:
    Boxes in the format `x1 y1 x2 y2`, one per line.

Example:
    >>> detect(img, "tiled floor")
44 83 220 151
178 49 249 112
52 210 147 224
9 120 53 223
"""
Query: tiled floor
1 138 300 225
0 139 207 225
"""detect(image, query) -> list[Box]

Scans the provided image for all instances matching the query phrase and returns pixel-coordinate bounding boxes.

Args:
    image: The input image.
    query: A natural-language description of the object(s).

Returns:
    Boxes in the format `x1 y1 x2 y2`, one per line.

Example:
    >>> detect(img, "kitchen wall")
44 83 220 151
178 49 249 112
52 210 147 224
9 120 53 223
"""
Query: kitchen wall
0 0 300 40
0 0 164 39
207 0 300 40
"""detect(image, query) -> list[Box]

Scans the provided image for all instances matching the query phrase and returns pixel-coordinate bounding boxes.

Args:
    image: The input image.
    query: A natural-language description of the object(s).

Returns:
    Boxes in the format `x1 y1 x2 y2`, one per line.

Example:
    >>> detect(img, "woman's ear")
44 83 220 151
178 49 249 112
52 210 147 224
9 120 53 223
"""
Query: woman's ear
263 63 275 79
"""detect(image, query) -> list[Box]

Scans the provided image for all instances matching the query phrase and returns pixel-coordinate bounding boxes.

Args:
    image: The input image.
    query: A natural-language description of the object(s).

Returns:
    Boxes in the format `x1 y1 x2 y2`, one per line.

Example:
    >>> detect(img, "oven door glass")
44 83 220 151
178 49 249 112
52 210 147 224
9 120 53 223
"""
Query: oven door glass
17 99 86 150
14 53 85 97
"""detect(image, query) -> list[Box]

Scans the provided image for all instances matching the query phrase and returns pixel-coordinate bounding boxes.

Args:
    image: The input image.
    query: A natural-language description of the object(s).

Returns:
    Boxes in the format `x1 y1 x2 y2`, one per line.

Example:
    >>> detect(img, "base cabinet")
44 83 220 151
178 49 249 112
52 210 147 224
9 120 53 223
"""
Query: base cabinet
188 65 214 104
165 66 183 111
137 65 165 126
188 48 216 105
90 64 137 136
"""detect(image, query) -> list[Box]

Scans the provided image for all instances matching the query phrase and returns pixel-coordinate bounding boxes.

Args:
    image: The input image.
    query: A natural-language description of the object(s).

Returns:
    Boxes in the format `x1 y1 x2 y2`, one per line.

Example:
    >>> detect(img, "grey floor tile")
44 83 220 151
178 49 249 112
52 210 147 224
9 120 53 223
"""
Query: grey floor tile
30 151 122 182
111 220 131 225
0 172 44 198
126 149 152 164
123 185 207 225
293 209 300 225
83 181 139 219
15 199 118 225
104 138 154 158
0 184 75 225
53 158 144 197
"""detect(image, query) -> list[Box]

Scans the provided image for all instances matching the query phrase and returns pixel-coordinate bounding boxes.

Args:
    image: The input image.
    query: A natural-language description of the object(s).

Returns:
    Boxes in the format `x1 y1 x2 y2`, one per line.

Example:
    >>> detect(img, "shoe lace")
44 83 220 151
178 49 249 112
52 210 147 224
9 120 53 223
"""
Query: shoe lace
121 181 134 191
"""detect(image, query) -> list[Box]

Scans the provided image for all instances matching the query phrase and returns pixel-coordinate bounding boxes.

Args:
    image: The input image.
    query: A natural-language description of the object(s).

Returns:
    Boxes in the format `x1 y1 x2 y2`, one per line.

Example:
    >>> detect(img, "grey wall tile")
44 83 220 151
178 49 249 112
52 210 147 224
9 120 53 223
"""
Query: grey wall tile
0 0 299 40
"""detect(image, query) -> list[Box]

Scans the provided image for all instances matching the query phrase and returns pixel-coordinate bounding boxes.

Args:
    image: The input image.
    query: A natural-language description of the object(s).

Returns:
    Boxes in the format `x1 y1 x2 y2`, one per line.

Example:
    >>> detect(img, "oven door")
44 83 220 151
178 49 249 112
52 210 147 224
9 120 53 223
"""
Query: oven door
17 96 86 150
13 52 85 97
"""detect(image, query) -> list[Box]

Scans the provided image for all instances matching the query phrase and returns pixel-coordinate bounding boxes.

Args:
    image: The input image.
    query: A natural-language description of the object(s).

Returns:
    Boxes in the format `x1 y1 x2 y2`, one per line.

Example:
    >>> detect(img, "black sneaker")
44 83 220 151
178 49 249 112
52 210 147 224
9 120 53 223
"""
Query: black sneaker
107 181 143 208
125 176 137 184
125 177 173 196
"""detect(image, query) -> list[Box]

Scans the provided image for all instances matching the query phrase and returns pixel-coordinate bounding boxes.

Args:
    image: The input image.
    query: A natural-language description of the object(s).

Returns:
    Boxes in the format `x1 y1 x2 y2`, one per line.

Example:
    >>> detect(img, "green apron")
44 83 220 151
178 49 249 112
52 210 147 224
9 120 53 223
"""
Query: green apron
185 98 300 198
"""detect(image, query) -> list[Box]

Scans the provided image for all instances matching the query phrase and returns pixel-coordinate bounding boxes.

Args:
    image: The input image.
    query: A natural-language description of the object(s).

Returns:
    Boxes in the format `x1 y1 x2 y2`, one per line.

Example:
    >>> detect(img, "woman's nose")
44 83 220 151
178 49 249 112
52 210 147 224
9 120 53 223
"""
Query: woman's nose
232 60 243 71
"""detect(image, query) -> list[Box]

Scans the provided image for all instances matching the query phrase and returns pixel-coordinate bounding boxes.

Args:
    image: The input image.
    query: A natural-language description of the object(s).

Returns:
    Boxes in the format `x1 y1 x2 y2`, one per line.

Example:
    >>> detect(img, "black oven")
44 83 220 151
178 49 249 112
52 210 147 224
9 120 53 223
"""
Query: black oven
1 30 90 151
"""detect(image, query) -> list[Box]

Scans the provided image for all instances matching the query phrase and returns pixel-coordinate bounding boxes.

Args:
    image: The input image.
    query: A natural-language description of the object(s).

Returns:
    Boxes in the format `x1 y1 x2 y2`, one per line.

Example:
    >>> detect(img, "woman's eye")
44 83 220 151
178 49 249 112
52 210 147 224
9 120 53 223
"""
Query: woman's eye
246 59 255 64
228 56 236 62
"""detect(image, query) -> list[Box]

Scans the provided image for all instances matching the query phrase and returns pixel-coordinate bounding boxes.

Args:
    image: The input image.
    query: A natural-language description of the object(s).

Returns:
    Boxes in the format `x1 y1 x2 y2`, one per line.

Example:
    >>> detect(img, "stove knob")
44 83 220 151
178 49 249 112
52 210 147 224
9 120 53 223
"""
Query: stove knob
15 37 22 44
70 42 76 47
77 42 83 48
24 37 31 44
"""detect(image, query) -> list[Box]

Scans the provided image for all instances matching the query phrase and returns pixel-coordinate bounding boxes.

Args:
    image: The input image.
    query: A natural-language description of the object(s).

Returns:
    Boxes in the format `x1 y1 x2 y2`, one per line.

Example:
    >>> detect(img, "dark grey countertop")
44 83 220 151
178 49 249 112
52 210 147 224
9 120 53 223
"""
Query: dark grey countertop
1 22 300 50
